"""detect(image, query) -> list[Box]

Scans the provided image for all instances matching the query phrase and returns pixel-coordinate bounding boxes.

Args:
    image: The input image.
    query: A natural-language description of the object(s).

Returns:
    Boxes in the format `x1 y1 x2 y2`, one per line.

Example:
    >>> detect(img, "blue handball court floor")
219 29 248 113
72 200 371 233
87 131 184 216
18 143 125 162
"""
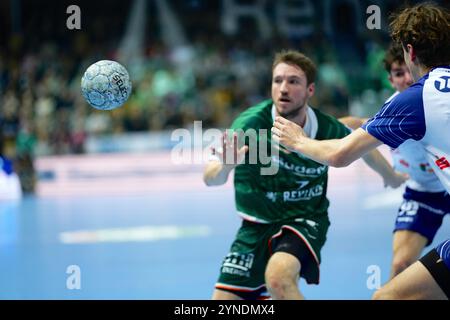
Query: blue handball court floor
0 151 448 299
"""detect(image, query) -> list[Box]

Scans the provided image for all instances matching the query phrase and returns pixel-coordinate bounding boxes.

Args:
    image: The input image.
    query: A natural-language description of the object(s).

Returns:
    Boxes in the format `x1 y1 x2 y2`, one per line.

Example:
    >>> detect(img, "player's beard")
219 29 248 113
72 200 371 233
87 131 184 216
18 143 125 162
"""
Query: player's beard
277 103 304 120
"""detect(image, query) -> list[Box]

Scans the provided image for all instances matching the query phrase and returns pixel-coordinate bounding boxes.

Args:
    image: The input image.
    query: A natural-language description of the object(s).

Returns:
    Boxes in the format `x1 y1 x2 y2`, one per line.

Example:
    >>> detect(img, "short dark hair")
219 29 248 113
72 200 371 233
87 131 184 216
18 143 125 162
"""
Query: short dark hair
272 50 317 85
390 2 450 68
383 42 405 73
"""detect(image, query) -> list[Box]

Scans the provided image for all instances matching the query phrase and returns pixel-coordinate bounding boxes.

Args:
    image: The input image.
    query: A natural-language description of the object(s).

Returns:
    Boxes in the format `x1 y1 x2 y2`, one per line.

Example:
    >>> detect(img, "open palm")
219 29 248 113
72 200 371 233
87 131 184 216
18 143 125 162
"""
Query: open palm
212 131 248 166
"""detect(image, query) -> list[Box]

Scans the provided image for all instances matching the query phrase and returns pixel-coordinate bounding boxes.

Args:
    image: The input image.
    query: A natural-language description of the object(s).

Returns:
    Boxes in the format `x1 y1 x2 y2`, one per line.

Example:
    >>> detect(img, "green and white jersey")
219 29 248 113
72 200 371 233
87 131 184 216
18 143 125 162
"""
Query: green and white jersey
231 99 351 223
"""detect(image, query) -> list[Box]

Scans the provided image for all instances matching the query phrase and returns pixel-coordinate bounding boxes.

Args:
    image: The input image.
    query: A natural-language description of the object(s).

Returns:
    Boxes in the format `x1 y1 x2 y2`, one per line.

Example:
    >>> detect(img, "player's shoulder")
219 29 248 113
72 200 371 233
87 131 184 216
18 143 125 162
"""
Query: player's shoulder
311 107 339 124
384 91 400 104
231 99 272 130
310 107 351 139
426 66 450 81
423 66 450 95
390 76 427 108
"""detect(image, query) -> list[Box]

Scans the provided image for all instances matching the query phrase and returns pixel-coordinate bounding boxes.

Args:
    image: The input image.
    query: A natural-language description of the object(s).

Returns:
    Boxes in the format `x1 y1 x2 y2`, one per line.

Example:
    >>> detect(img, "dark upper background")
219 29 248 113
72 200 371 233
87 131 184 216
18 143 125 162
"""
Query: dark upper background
1 0 448 174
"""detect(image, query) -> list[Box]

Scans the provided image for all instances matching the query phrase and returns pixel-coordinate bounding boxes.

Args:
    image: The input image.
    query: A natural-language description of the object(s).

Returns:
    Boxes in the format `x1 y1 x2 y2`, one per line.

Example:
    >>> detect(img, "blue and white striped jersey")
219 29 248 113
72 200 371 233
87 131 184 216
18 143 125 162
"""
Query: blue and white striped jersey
362 66 450 193
380 92 444 192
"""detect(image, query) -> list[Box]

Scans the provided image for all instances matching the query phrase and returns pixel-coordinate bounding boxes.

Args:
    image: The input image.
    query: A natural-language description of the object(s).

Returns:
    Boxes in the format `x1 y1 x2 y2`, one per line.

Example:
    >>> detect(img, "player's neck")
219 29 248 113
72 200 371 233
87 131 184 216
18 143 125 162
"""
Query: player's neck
413 64 432 81
290 108 308 128
274 104 308 127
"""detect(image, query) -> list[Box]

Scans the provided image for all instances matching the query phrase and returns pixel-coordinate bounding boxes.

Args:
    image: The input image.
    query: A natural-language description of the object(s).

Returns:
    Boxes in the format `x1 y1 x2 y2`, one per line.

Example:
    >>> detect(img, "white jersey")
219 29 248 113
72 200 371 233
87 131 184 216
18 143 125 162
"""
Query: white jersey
385 92 445 192
363 66 450 194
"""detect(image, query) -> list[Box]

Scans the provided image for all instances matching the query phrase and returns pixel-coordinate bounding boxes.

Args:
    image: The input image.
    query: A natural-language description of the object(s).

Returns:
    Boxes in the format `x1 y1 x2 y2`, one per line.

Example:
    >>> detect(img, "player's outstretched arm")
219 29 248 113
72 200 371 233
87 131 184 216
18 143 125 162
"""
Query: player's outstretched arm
272 116 382 167
338 116 369 130
338 116 406 187
361 149 408 188
203 132 248 186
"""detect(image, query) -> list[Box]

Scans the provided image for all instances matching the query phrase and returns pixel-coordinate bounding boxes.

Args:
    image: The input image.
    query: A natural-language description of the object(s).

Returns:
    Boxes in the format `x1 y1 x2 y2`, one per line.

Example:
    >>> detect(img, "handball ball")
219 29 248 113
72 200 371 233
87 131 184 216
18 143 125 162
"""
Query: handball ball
81 60 132 110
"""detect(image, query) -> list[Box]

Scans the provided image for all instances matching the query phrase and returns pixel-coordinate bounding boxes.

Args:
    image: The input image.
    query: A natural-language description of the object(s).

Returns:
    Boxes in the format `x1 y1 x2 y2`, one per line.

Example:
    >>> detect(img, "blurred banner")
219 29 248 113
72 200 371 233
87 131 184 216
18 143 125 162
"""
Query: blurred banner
35 151 207 197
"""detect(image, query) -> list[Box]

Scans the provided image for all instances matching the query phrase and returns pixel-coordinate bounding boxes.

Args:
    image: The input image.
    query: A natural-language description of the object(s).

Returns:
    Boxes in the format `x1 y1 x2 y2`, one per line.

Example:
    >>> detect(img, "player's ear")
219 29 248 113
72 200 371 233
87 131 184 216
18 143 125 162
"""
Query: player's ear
307 82 315 98
405 44 416 63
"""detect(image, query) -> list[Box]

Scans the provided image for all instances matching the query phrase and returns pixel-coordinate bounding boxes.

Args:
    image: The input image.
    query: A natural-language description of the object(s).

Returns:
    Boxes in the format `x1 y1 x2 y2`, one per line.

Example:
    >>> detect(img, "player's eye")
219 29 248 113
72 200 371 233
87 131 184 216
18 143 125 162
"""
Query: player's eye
393 71 405 77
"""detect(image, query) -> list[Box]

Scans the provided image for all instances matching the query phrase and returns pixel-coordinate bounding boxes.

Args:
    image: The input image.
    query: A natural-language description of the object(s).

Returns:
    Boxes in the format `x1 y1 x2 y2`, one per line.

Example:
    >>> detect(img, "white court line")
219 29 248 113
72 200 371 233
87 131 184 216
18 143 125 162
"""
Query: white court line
59 225 212 244
362 188 404 210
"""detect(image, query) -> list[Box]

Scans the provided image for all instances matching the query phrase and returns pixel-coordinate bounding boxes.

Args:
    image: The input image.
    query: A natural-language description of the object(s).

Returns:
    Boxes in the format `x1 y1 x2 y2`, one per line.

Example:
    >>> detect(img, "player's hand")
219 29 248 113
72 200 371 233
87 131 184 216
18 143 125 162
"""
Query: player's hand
211 131 248 167
272 116 306 152
383 171 408 188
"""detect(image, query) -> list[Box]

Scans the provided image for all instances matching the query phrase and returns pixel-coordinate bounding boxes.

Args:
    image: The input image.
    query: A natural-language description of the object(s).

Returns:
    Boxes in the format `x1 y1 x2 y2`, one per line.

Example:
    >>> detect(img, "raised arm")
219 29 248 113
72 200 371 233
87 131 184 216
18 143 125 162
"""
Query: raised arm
203 132 248 186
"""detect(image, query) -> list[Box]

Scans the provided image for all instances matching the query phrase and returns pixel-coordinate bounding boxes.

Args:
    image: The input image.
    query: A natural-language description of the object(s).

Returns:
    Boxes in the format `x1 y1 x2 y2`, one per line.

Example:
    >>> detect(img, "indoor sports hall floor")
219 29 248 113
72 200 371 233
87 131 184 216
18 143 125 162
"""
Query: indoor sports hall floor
0 150 448 299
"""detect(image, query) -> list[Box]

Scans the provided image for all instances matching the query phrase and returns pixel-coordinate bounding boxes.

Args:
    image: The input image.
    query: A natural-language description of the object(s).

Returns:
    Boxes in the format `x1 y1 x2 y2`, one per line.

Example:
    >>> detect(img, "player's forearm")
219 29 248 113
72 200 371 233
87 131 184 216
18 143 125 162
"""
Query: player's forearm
203 161 235 186
292 137 351 167
362 149 395 181
292 129 382 168
338 116 368 130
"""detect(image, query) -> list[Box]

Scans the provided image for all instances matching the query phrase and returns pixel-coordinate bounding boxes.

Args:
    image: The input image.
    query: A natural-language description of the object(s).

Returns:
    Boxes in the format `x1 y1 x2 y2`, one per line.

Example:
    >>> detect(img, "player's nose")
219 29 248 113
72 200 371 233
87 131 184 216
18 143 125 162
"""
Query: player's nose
279 81 288 93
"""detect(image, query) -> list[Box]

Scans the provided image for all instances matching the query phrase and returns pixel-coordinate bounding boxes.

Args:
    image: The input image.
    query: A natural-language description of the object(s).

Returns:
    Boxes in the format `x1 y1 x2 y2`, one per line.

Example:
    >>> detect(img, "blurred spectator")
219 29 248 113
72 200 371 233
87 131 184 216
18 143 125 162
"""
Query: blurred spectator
0 0 407 193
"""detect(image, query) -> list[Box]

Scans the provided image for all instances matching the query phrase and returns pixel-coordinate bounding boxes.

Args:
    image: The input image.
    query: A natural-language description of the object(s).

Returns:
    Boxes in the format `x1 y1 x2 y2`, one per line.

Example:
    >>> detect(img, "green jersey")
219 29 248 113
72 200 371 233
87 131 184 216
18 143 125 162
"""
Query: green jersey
231 99 350 223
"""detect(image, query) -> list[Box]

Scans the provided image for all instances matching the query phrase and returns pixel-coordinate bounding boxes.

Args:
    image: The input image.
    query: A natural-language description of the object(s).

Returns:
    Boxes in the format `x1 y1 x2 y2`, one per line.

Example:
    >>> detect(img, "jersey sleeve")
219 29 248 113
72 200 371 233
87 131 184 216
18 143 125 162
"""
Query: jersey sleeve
361 84 426 149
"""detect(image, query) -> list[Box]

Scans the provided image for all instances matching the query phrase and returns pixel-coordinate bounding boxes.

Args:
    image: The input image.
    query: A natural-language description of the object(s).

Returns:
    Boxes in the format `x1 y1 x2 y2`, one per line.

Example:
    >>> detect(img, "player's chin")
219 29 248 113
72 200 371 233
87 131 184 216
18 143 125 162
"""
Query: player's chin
276 102 292 113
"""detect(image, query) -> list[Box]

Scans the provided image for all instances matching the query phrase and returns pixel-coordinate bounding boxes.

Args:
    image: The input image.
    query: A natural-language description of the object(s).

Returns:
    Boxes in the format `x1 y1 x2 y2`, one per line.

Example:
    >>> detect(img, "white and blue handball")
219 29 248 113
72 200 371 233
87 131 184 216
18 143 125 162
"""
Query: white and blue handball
81 60 132 110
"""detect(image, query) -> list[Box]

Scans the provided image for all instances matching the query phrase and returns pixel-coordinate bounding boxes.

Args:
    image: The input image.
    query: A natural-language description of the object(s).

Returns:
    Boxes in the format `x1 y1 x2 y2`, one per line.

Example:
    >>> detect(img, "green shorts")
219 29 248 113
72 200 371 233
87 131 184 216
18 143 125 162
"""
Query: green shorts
215 216 330 299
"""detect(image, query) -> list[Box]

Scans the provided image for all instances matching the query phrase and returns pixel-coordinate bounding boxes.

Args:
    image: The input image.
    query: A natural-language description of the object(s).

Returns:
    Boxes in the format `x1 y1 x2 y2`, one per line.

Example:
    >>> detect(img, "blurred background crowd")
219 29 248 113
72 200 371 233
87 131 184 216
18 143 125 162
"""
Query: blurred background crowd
1 0 446 193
